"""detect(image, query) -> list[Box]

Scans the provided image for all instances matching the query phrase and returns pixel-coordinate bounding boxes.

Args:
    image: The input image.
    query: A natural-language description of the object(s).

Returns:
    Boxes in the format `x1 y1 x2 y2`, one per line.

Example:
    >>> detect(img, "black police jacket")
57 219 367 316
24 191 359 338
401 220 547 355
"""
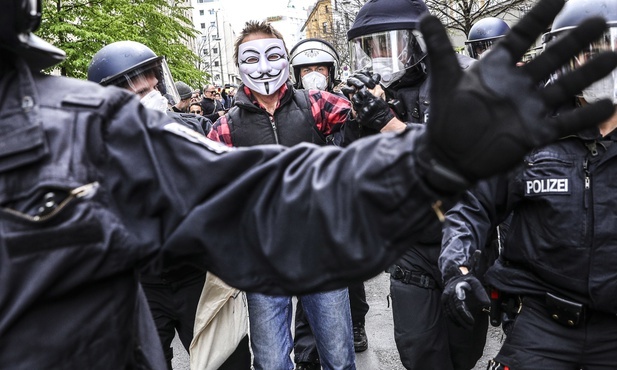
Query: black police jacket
440 129 617 313
0 59 450 368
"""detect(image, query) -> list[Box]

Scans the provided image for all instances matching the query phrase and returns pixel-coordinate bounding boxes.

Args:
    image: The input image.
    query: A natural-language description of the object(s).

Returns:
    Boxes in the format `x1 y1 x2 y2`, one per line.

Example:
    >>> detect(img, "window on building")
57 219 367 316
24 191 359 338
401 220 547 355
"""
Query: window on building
213 47 218 54
200 23 206 29
325 5 328 13
209 9 215 15
199 10 204 16
322 22 328 33
214 61 220 67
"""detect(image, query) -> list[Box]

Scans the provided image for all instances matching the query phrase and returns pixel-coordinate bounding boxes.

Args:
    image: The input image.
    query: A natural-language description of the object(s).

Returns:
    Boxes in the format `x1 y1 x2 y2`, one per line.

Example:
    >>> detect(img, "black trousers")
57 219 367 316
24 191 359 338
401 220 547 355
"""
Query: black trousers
294 281 369 364
494 296 617 370
390 277 488 370
141 272 251 370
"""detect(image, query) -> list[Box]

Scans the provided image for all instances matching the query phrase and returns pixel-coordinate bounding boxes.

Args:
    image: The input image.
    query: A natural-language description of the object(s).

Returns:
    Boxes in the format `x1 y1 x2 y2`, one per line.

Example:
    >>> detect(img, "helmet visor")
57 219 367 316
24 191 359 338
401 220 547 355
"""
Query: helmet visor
349 30 427 87
108 57 179 103
466 39 499 59
549 27 617 104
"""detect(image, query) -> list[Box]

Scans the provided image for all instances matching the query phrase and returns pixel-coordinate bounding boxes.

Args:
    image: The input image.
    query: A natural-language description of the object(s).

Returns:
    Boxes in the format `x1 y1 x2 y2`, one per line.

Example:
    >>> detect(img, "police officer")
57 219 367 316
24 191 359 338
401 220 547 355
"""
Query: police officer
343 1 485 369
87 41 246 368
87 40 212 135
1 0 615 368
465 17 511 59
439 1 617 369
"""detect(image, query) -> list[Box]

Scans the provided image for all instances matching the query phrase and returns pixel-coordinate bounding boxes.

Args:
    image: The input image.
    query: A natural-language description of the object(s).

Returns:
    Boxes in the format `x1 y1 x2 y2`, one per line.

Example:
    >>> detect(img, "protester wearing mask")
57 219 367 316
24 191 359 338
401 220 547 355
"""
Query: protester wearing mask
207 22 363 370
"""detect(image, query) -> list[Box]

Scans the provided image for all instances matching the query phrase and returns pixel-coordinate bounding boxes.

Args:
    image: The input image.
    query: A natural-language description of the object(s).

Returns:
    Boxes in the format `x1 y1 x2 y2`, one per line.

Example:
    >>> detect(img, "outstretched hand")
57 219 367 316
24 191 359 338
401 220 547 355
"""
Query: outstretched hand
416 0 617 192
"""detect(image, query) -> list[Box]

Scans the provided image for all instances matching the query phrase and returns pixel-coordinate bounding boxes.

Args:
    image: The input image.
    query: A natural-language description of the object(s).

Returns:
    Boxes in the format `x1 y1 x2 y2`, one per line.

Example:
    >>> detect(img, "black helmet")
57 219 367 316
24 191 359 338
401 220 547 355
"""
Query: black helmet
289 38 340 90
544 0 617 104
347 0 429 89
87 41 179 102
0 0 65 70
465 17 510 59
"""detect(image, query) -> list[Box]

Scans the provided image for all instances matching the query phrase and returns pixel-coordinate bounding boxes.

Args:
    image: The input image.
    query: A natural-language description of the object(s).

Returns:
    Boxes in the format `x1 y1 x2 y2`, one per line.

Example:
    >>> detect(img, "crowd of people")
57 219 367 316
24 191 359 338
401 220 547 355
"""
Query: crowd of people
1 0 617 369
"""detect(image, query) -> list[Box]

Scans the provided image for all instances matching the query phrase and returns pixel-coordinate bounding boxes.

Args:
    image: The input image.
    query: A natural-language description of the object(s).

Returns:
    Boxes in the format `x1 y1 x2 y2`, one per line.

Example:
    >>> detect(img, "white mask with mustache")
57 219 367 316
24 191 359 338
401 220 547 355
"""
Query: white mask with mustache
238 38 289 96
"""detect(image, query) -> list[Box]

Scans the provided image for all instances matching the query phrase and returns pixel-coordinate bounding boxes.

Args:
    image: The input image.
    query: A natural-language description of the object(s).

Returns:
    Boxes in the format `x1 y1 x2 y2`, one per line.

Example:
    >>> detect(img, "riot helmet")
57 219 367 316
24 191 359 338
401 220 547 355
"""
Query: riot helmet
289 38 340 91
465 17 510 59
544 0 617 104
87 41 179 104
347 0 429 89
0 0 65 70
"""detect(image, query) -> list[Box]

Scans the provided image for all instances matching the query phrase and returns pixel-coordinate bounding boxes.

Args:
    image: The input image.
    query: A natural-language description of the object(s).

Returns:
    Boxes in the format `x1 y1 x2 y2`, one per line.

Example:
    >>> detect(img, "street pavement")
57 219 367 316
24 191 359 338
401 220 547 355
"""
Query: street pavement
171 272 504 370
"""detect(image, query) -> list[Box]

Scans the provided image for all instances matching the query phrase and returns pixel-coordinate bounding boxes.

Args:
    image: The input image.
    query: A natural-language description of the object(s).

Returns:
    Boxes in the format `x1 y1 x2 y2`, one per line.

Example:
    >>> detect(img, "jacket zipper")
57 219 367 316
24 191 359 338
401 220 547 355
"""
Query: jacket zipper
269 116 279 144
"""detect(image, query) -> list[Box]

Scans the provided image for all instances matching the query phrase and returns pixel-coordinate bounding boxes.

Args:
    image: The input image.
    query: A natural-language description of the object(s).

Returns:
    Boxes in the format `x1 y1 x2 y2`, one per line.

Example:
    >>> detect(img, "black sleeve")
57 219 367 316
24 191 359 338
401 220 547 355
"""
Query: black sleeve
104 96 456 294
439 175 511 282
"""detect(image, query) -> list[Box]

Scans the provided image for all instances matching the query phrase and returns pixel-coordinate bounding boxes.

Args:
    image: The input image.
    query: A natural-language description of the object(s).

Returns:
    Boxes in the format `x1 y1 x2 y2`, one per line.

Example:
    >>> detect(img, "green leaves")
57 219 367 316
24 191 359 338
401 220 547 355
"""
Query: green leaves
38 0 204 87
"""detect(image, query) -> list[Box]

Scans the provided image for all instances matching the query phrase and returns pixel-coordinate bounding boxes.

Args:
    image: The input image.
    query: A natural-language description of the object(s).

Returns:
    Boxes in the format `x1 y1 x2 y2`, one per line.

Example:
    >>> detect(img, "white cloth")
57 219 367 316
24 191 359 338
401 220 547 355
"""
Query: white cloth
189 274 248 370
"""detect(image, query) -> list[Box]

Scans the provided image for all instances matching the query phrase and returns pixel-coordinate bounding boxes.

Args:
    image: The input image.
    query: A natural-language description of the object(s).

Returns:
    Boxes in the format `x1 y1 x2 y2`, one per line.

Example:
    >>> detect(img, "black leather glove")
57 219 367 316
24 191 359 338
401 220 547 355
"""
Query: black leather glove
415 0 617 193
441 274 490 331
342 72 394 131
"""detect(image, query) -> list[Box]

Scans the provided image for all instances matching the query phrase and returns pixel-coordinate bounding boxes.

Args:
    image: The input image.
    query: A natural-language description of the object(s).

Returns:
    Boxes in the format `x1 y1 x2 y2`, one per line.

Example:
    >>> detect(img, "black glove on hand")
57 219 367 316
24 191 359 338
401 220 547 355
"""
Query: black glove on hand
343 72 394 131
416 0 617 193
441 274 490 331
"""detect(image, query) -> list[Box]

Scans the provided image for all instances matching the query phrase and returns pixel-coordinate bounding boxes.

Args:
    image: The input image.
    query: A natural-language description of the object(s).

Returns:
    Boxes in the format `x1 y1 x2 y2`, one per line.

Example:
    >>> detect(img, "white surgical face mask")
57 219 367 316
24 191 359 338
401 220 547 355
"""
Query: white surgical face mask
301 71 328 90
582 73 617 104
238 38 289 96
140 90 169 113
371 57 406 88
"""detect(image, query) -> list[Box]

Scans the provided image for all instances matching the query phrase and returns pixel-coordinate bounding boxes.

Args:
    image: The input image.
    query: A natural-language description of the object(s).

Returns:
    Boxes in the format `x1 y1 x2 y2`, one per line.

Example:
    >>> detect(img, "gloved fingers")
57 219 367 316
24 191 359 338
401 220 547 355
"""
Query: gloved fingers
371 73 381 85
523 17 608 83
351 88 370 107
466 278 491 307
346 76 364 90
541 52 617 108
445 295 475 330
545 100 616 143
340 86 356 99
419 15 461 94
354 73 376 89
500 0 565 63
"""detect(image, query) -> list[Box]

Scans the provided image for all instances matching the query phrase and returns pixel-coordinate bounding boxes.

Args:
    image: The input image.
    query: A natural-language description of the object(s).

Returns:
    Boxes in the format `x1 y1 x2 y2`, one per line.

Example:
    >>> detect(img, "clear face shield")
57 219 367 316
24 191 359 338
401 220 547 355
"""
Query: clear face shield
111 58 179 103
548 26 617 104
349 29 427 88
466 39 499 59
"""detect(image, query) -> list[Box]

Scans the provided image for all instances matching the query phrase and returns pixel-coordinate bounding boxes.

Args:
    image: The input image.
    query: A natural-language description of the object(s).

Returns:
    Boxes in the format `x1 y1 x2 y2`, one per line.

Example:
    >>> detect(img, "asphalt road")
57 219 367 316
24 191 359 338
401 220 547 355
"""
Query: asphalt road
171 272 504 369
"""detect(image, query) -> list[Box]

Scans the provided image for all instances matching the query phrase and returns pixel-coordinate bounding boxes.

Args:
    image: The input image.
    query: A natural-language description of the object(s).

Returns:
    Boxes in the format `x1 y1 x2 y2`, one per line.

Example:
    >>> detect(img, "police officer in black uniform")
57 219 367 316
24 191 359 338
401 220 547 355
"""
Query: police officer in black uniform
87 41 248 369
1 0 615 368
343 1 484 369
440 1 617 369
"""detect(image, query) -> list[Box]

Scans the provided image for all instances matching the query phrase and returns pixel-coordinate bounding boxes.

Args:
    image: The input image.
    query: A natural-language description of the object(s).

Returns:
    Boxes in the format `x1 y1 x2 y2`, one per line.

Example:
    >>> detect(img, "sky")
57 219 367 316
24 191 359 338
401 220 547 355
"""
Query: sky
223 0 316 33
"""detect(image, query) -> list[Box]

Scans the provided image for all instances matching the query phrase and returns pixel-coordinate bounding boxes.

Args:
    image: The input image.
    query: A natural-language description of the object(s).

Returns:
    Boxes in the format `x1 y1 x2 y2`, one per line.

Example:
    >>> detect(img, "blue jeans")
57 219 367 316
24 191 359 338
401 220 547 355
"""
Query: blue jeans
247 289 355 370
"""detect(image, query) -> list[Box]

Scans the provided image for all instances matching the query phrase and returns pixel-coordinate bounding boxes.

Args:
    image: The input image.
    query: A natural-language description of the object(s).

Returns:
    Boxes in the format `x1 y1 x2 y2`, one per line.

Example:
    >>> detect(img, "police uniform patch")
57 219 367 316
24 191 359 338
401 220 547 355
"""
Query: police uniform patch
163 122 233 154
524 178 570 195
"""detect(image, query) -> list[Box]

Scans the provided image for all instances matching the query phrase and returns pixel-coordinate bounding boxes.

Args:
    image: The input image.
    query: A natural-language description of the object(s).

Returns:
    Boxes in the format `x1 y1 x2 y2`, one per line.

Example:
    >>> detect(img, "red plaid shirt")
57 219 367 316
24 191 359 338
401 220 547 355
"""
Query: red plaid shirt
207 84 351 147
